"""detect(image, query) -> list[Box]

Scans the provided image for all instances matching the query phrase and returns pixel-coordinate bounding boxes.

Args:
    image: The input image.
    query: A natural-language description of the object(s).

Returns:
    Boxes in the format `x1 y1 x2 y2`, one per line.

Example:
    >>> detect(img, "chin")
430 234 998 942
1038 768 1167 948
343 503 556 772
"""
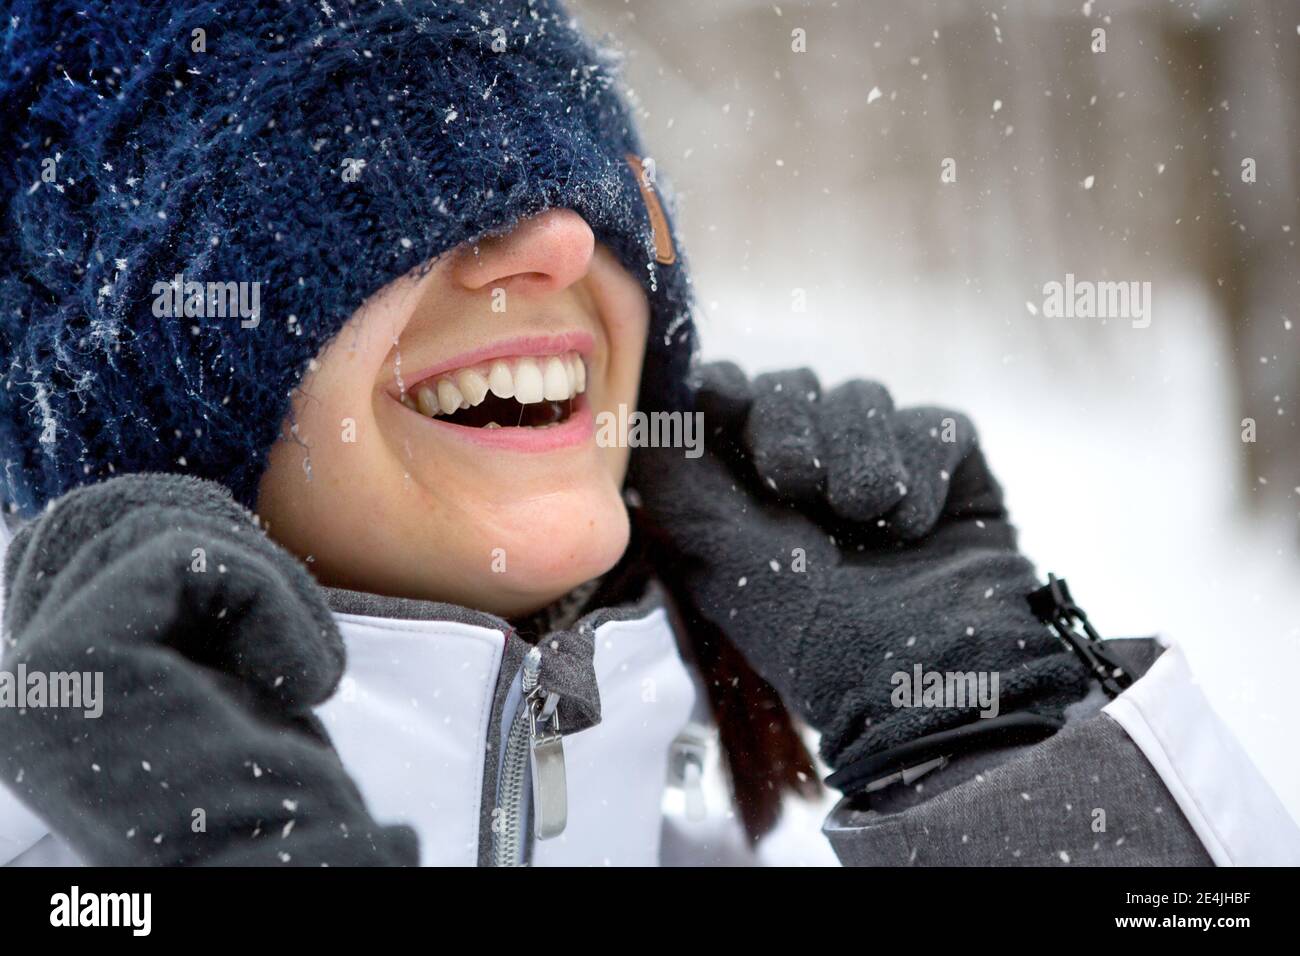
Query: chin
479 484 631 619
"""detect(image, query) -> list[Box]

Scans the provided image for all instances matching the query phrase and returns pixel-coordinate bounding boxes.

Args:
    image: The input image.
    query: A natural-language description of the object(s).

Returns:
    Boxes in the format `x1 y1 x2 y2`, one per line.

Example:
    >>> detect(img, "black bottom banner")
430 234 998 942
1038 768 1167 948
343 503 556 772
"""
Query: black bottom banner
0 865 1284 942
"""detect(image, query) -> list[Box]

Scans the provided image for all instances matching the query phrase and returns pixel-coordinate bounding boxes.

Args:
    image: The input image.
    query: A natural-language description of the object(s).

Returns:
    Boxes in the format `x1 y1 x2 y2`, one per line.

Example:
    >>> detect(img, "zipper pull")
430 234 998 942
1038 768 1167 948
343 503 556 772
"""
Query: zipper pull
1028 574 1134 698
522 648 568 840
668 722 713 822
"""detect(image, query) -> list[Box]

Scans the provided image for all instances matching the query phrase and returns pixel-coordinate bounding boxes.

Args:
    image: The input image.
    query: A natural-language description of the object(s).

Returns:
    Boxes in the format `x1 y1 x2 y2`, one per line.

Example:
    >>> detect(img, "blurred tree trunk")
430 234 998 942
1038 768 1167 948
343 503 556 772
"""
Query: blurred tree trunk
1194 1 1299 516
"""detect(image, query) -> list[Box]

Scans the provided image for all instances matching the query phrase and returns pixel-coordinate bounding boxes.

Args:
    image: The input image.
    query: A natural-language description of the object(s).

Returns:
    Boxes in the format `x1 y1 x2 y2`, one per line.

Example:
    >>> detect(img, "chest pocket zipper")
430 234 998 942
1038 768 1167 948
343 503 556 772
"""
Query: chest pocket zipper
493 647 568 866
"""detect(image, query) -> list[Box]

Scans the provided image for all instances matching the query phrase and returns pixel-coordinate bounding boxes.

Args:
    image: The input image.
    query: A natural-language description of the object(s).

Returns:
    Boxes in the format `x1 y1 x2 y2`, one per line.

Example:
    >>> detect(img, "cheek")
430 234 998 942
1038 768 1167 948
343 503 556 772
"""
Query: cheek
286 356 382 489
589 272 650 485
256 322 401 556
606 306 650 397
595 348 641 486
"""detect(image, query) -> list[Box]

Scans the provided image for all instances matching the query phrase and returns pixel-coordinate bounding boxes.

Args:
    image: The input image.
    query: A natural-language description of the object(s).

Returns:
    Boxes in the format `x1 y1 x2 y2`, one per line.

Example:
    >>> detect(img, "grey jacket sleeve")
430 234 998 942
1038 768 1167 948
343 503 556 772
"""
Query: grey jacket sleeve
822 639 1213 866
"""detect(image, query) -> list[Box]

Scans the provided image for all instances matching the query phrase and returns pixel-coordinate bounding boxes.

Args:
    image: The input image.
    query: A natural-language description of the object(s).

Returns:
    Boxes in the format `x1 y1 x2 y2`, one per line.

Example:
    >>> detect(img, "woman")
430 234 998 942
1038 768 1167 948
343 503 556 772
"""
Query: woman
0 0 1294 867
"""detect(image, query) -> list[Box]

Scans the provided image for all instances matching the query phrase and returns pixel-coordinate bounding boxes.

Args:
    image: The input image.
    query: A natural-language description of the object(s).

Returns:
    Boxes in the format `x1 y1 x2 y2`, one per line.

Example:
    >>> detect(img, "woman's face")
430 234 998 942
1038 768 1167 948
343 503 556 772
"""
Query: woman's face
256 209 651 618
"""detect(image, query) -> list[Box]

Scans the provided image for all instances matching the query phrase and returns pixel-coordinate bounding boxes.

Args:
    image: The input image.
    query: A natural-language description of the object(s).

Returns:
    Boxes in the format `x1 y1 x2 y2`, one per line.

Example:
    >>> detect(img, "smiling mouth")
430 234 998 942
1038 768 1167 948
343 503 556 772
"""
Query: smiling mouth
400 351 587 429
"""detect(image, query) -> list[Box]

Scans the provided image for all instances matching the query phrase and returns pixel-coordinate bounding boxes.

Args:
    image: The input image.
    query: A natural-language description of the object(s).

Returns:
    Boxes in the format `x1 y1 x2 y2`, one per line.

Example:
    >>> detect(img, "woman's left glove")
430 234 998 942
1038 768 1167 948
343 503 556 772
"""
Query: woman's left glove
631 363 1091 775
0 474 418 866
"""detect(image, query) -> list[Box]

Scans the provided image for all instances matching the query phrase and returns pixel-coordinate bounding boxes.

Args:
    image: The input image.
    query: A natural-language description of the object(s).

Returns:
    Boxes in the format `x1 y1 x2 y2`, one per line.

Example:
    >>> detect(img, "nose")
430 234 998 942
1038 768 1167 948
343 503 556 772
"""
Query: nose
450 208 595 296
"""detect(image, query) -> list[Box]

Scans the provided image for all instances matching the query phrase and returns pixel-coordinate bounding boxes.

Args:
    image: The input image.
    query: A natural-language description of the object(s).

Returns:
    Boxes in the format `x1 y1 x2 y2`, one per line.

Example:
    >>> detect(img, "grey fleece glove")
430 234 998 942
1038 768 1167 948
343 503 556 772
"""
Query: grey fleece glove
0 474 417 866
630 362 1091 773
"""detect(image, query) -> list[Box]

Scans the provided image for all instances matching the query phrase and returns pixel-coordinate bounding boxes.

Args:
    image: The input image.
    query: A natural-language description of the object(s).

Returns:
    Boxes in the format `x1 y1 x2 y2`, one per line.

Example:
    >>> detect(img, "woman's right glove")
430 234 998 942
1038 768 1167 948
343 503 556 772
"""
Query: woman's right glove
0 474 417 866
630 363 1091 776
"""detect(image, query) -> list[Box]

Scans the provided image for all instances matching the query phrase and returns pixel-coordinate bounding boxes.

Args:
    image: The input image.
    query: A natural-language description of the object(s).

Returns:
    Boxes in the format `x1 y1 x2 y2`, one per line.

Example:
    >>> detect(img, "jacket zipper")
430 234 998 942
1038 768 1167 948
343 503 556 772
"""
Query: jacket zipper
492 646 568 866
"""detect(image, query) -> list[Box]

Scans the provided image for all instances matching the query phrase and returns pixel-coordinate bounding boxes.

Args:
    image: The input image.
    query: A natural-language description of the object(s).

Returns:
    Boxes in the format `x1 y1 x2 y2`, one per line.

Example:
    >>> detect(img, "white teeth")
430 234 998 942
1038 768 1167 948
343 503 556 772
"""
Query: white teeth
456 368 489 406
563 355 577 394
405 351 586 419
416 385 439 418
542 356 570 401
436 379 463 415
513 357 545 404
487 360 514 399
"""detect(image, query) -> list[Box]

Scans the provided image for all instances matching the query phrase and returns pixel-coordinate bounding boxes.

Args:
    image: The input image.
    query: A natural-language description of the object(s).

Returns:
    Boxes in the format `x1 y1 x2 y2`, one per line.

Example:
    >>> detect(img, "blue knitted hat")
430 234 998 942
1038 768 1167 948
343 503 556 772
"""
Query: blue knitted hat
0 0 695 517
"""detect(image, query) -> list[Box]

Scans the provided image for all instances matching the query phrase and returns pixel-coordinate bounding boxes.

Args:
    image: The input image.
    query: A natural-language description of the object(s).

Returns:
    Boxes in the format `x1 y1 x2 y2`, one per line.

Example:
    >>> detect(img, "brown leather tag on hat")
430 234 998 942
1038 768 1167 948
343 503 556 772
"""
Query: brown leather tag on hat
626 153 677 265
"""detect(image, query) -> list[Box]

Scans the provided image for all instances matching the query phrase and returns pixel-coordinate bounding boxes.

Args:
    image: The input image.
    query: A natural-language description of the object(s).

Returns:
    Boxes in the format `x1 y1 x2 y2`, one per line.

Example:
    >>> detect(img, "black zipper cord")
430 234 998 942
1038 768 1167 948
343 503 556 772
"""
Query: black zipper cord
1027 573 1133 699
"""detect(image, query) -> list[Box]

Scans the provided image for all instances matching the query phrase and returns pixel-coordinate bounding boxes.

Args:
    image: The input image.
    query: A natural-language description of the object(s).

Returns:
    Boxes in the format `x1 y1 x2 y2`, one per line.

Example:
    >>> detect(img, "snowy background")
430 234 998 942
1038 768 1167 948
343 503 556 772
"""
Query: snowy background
573 0 1300 862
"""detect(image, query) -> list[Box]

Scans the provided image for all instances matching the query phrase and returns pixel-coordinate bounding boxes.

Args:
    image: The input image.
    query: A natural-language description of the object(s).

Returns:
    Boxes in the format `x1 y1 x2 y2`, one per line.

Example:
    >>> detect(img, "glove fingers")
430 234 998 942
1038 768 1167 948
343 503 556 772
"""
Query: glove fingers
817 379 907 523
944 446 1009 519
693 360 754 433
5 505 236 639
163 532 345 709
11 510 343 709
744 368 825 504
886 407 977 540
3 475 257 635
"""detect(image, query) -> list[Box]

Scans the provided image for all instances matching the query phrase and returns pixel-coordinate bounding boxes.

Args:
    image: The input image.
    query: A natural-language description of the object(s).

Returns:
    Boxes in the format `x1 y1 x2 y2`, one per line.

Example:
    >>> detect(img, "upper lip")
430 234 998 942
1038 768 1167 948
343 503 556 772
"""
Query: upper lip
391 331 595 398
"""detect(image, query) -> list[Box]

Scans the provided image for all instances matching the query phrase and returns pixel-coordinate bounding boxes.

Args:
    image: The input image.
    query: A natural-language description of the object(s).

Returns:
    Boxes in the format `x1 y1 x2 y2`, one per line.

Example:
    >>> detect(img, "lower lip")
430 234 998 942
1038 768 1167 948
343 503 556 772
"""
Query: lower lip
407 395 596 453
